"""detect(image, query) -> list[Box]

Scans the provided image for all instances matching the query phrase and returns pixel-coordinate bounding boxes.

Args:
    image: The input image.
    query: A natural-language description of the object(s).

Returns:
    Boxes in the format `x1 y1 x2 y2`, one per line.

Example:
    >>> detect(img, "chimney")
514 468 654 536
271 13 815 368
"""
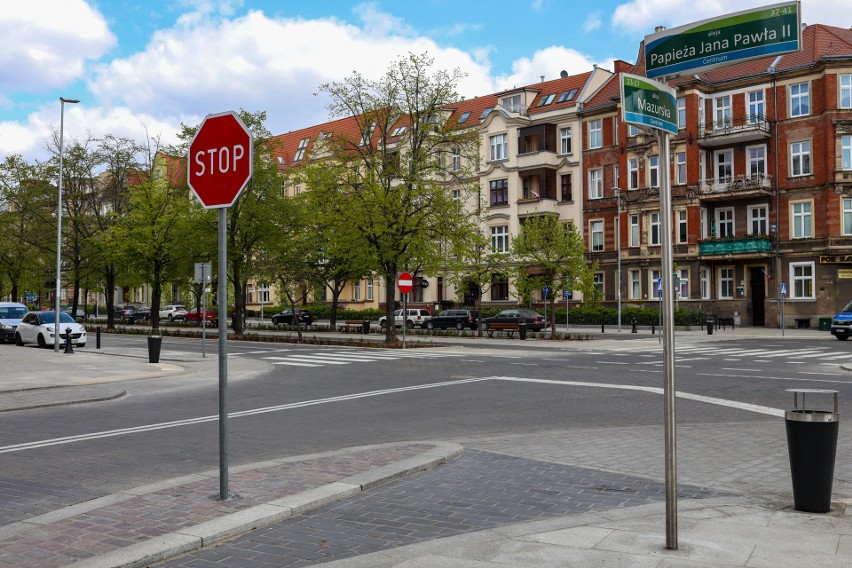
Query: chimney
655 25 666 33
540 75 545 82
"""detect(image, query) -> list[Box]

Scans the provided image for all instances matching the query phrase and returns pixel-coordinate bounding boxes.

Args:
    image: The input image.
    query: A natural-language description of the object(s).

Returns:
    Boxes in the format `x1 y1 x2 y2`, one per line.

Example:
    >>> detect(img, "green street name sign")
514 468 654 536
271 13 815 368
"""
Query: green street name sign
620 73 677 135
645 1 800 79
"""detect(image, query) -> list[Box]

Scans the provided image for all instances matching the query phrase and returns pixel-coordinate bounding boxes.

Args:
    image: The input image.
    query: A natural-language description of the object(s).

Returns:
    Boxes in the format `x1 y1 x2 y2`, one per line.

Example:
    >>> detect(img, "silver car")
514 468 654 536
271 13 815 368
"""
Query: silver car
159 304 188 322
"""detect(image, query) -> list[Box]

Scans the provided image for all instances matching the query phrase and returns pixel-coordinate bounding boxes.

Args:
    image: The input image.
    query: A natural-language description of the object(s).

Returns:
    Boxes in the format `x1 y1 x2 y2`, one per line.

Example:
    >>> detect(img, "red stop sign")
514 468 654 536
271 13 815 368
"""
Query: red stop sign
398 271 413 294
188 111 253 209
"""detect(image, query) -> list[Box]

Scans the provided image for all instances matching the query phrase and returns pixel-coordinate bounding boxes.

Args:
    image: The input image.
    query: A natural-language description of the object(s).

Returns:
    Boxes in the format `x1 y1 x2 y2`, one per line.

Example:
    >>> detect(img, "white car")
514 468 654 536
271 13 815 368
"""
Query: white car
378 308 433 329
14 311 87 348
159 304 188 321
0 302 28 344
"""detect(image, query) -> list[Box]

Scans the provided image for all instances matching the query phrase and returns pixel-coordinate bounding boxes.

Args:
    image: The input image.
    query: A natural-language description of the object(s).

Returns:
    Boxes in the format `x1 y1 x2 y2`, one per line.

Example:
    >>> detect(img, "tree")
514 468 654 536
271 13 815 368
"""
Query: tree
511 214 596 338
316 52 480 342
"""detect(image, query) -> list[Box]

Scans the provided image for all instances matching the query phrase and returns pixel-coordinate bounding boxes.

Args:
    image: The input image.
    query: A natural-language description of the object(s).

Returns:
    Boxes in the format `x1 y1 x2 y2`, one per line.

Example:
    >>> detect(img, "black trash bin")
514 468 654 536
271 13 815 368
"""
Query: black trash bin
147 334 163 364
362 319 370 334
785 389 839 513
706 318 714 335
518 321 527 340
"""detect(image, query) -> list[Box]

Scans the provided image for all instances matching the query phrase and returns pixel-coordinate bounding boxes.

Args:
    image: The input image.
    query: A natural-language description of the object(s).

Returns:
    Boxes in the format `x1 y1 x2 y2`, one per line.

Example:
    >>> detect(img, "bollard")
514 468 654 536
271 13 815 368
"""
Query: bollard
96 326 101 349
651 322 656 335
601 321 605 334
64 327 74 354
631 318 637 334
706 318 714 335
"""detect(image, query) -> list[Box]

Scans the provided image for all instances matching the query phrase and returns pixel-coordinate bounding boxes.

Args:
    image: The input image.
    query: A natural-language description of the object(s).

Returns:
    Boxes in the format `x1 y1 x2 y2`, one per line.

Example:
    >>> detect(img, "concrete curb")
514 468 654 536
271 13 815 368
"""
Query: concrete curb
67 441 463 568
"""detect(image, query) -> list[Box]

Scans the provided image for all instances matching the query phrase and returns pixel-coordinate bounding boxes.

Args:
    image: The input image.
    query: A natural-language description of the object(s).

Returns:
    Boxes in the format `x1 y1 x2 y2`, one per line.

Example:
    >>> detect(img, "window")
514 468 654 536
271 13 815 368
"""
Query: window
457 112 471 124
842 135 852 170
844 198 852 235
749 205 767 235
559 127 572 154
588 169 603 199
677 269 689 300
842 75 852 109
791 141 811 176
628 158 639 190
560 174 572 202
451 148 461 172
489 179 508 206
628 124 639 137
353 281 361 301
629 214 640 246
390 126 407 137
294 137 310 161
747 145 766 178
715 149 733 181
700 208 709 238
491 275 509 301
613 164 619 189
701 268 711 299
480 107 494 120
747 91 765 123
360 123 375 146
629 270 641 299
536 93 556 107
790 82 809 117
677 97 686 130
593 273 604 295
790 262 815 299
502 95 521 112
588 119 602 149
651 269 662 299
648 155 659 188
367 279 374 301
791 201 812 239
676 152 686 185
591 220 604 252
649 212 661 245
719 267 734 299
677 210 688 244
489 134 508 161
258 284 270 304
491 225 509 253
558 89 577 103
714 95 732 129
716 208 734 238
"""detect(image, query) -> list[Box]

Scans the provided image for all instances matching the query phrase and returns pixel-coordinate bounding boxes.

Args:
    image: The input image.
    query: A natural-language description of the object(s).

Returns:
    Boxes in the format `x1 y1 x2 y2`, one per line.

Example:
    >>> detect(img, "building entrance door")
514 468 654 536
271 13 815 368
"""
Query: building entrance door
749 267 766 326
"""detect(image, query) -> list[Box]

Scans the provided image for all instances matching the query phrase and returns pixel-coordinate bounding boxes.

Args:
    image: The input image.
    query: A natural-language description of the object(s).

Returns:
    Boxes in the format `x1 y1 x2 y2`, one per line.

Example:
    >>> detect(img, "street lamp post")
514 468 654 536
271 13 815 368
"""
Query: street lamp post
55 97 80 352
613 188 622 332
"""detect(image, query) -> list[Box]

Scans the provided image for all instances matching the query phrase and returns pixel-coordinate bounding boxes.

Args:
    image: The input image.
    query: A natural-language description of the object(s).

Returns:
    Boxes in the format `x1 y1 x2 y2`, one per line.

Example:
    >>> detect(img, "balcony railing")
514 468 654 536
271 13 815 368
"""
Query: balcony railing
699 236 773 256
697 115 770 146
698 174 773 197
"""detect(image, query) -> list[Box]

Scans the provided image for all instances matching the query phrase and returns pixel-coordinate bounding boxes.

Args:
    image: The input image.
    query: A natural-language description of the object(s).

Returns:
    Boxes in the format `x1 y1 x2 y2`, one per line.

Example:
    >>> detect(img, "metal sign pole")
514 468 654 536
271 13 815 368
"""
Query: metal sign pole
218 208 229 500
659 130 678 550
201 264 207 359
402 292 407 349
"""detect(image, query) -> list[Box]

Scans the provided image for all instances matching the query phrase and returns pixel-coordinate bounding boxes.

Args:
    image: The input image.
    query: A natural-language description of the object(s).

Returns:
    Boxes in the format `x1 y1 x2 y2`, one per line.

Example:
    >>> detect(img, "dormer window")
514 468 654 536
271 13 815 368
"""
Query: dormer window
277 156 286 166
318 131 332 141
502 95 521 112
458 111 471 124
391 125 407 137
536 94 556 107
360 123 375 146
558 89 577 103
294 137 310 161
480 107 494 120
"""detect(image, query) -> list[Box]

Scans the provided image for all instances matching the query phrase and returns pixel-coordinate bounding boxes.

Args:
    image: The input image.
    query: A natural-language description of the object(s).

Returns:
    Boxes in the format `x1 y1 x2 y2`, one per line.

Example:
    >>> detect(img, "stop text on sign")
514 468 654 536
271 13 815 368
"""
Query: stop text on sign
193 145 246 176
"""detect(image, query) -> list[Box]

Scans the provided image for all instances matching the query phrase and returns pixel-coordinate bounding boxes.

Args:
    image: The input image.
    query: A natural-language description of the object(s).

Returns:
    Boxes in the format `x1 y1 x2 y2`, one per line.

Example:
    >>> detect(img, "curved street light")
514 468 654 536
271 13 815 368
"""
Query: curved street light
55 97 80 352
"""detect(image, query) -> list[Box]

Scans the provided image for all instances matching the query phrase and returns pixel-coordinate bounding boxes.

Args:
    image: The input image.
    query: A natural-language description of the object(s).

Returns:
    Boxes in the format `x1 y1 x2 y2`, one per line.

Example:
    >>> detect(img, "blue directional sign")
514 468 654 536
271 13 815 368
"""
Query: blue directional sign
781 282 787 296
543 285 549 296
563 290 573 299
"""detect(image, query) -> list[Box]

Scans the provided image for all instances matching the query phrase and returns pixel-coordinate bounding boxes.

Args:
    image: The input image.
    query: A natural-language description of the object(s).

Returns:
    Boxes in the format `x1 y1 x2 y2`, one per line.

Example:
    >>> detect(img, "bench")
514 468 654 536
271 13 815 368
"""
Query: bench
717 317 735 330
338 320 365 332
485 323 519 338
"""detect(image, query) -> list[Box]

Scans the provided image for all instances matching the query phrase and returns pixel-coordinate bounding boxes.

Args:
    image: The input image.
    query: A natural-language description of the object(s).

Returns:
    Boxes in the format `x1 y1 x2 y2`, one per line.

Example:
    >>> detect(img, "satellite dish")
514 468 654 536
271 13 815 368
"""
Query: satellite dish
560 70 568 78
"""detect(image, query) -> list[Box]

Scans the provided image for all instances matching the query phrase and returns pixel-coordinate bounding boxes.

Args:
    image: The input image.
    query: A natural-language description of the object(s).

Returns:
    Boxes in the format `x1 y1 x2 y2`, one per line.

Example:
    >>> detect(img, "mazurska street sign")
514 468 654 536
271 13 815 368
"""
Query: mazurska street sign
644 1 800 79
620 73 677 135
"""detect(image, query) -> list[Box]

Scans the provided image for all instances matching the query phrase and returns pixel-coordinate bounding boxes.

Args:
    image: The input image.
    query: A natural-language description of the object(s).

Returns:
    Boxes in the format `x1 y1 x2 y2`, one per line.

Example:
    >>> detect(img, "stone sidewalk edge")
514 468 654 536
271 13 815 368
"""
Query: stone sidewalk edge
67 441 463 568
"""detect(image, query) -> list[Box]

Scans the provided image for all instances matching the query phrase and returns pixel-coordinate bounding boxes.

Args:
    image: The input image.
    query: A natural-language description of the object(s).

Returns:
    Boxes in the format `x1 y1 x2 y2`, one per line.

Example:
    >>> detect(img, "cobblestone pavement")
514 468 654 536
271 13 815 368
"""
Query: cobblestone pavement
156 450 728 568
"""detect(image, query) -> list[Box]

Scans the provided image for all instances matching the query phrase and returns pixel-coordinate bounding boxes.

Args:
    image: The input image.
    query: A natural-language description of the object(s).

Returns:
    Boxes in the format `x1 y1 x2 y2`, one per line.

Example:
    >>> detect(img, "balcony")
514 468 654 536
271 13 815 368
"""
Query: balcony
697 174 773 201
699 236 773 256
697 115 771 147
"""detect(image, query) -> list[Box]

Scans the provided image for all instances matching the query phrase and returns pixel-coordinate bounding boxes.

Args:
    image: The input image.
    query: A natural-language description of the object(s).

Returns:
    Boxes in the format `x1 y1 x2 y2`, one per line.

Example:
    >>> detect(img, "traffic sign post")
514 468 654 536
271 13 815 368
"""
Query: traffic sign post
187 111 253 501
398 272 413 349
781 282 787 335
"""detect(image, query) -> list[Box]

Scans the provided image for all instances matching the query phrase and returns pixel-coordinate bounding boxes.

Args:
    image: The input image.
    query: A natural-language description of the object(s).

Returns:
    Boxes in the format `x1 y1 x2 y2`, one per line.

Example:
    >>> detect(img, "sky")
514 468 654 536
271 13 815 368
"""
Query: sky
1 0 849 164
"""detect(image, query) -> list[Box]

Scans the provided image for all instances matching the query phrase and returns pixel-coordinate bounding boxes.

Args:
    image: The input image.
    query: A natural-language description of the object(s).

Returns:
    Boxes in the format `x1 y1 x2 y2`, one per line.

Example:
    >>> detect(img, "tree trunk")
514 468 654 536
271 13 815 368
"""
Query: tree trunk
105 268 117 329
384 273 397 343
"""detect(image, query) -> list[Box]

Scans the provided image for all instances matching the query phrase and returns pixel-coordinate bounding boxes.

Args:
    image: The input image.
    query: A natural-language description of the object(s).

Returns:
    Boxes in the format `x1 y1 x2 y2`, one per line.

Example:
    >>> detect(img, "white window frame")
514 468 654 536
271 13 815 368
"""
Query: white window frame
588 119 602 149
842 135 852 171
841 74 852 109
748 204 768 235
747 90 765 123
700 208 709 239
629 269 641 299
790 82 810 117
677 97 686 130
628 158 639 190
451 147 461 172
747 144 766 178
594 272 605 295
701 267 711 300
716 207 734 238
649 211 661 246
648 155 659 188
628 124 639 137
651 269 663 300
677 209 688 244
790 261 815 299
559 127 572 155
294 137 310 161
714 95 732 129
491 225 509 253
715 149 733 182
258 284 270 304
677 269 689 300
588 168 603 200
590 220 604 252
353 281 362 301
676 151 686 185
843 197 852 236
791 200 812 239
489 134 508 161
791 140 811 176
367 279 374 301
502 95 521 112
629 214 640 247
718 267 734 300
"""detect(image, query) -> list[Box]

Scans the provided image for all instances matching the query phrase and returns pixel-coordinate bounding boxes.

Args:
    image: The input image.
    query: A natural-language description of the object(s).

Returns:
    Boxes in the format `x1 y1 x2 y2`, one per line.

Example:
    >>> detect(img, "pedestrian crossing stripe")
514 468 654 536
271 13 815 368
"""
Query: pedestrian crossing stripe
264 350 459 367
673 346 851 360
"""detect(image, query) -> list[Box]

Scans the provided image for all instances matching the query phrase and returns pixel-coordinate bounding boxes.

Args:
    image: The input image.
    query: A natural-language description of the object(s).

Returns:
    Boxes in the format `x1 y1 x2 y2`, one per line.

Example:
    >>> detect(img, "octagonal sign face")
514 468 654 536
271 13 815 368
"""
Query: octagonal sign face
188 111 253 209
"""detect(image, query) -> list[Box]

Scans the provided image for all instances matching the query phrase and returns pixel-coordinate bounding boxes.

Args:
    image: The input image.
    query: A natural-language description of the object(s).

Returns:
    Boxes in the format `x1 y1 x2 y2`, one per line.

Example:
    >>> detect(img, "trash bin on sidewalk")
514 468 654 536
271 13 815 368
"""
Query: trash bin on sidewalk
362 319 370 334
518 321 527 340
819 317 832 331
706 317 714 335
147 334 163 364
785 388 839 513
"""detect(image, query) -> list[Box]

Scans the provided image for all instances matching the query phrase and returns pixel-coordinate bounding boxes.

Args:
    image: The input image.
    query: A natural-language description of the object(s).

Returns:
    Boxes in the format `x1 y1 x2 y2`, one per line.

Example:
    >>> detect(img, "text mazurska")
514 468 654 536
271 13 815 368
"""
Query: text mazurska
637 97 671 119
652 27 782 66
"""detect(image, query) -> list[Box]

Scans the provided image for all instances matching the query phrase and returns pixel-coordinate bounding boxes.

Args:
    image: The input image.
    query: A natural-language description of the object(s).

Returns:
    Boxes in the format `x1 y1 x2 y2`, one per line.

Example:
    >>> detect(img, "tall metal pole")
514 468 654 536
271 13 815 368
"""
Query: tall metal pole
218 208 229 500
659 131 678 550
55 97 79 352
616 188 622 332
201 264 207 359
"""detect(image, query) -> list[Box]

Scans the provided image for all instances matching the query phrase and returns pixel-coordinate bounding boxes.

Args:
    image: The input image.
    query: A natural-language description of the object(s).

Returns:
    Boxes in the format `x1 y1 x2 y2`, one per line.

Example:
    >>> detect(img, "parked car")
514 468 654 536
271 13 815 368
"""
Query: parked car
0 302 28 343
271 308 313 326
482 309 548 331
830 298 852 340
62 306 88 319
185 308 218 325
378 308 432 329
121 306 152 324
14 311 87 348
426 309 480 330
114 304 141 320
159 304 188 322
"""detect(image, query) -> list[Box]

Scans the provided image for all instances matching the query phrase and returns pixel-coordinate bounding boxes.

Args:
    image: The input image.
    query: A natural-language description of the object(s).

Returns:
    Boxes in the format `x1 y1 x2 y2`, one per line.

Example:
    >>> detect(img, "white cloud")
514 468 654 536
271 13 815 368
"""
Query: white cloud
495 46 612 91
584 12 603 32
0 0 115 93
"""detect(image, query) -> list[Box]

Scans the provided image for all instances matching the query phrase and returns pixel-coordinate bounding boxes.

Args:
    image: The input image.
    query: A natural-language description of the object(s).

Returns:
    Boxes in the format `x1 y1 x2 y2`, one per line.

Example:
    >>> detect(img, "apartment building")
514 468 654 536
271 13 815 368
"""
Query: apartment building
581 24 852 328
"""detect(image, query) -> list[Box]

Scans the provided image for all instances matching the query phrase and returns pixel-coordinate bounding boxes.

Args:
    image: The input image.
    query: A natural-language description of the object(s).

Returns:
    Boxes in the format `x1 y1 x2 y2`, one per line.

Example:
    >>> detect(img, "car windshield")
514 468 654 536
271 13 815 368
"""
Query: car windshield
38 312 76 324
841 299 852 313
0 307 27 319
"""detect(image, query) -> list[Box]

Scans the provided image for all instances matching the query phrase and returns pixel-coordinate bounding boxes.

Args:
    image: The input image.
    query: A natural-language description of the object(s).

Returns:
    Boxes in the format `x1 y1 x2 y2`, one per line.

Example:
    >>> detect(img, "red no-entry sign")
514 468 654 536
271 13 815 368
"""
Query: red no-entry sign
398 271 413 294
187 111 253 209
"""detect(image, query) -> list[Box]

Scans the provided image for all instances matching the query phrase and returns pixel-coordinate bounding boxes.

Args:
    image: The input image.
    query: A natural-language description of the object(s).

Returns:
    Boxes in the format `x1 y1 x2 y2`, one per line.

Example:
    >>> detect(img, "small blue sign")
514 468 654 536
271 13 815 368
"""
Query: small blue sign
25 294 35 302
781 283 787 296
563 290 573 299
543 285 549 296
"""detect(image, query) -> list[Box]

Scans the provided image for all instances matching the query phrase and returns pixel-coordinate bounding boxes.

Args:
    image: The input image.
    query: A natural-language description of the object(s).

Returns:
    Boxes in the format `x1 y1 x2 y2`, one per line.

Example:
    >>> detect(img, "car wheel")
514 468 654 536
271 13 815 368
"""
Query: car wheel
426 321 434 330
14 333 23 346
837 335 849 341
168 314 174 322
380 320 387 329
455 321 464 331
37 334 46 348
406 320 414 329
